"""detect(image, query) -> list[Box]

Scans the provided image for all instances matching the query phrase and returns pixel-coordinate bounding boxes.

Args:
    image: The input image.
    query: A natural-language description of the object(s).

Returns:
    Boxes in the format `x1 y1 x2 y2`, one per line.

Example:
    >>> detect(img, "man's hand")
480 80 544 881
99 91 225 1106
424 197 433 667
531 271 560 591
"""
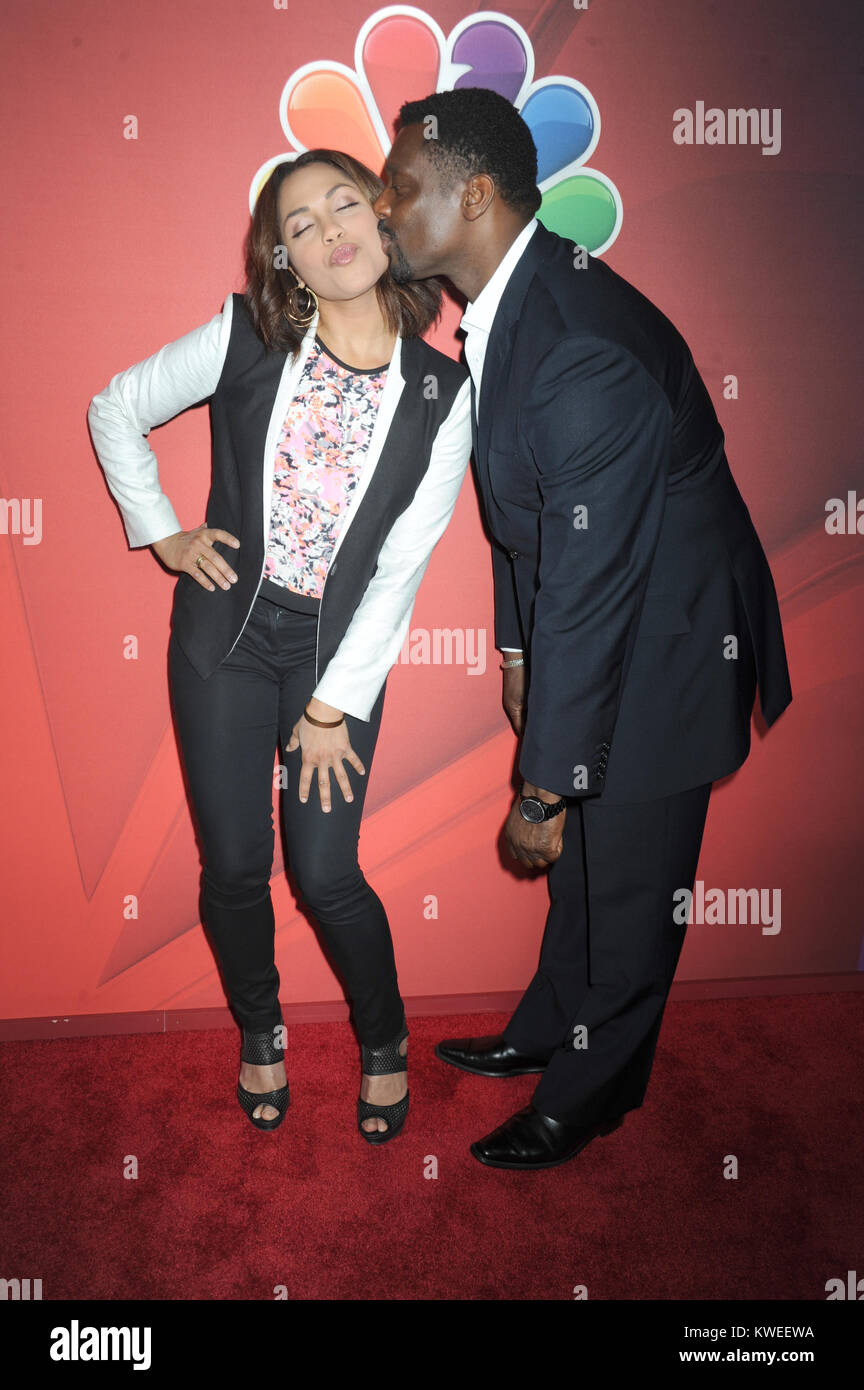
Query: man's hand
501 651 526 736
504 781 566 869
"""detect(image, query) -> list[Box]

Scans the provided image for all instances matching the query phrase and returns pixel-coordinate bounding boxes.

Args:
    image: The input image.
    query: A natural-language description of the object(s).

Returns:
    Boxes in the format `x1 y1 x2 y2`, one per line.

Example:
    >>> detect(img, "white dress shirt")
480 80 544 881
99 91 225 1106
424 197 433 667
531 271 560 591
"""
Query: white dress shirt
459 217 538 652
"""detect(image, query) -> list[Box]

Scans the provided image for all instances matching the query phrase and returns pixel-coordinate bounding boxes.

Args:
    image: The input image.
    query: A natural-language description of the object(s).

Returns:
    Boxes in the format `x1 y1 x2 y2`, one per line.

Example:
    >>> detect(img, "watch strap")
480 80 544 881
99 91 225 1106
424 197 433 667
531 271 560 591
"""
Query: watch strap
519 794 567 821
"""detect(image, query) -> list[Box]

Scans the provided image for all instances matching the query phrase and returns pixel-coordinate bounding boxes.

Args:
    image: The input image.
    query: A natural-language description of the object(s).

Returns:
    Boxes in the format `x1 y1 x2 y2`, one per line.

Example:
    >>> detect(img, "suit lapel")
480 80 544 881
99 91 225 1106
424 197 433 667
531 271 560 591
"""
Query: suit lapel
476 330 509 470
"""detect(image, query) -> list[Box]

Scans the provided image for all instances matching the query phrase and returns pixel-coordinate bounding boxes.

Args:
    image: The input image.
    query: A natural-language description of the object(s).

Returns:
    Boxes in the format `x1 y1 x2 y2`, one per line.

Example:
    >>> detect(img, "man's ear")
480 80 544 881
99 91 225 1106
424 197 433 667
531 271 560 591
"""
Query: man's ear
462 173 495 222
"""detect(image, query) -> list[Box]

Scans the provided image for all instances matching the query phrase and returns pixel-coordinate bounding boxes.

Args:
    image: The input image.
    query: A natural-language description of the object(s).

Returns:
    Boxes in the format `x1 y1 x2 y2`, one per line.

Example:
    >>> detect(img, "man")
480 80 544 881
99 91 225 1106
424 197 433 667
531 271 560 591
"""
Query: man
373 88 791 1171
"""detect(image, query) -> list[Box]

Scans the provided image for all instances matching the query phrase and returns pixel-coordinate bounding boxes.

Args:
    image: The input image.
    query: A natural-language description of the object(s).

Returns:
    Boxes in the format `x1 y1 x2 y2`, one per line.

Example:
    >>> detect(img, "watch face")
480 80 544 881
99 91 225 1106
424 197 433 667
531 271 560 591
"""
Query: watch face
520 797 546 823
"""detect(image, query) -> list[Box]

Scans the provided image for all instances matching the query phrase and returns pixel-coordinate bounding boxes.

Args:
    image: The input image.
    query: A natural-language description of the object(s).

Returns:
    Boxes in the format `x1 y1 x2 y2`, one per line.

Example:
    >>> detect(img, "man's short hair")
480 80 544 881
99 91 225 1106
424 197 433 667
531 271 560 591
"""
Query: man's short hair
398 88 542 216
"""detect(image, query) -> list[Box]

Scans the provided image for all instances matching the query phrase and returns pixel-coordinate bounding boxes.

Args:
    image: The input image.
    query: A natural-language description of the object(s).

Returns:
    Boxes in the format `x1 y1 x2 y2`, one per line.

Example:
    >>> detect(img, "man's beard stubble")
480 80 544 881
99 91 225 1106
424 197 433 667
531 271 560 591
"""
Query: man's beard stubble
382 234 415 284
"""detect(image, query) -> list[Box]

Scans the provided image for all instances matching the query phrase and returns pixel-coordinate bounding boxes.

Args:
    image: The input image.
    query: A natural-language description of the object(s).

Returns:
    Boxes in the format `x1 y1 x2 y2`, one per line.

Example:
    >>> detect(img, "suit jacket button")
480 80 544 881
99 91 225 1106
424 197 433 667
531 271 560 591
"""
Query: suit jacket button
508 550 519 559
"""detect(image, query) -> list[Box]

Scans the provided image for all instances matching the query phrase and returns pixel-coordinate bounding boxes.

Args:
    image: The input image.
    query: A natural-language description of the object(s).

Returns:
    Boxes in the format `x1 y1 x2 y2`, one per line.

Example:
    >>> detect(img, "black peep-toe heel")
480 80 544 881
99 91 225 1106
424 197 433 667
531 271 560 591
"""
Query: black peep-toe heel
236 1026 290 1131
357 1022 410 1145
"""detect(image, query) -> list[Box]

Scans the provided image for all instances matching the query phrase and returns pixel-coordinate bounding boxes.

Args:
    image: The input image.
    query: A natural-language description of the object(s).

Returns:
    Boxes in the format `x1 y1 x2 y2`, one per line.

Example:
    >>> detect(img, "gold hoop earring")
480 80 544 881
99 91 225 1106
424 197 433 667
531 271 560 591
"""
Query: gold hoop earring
283 278 319 327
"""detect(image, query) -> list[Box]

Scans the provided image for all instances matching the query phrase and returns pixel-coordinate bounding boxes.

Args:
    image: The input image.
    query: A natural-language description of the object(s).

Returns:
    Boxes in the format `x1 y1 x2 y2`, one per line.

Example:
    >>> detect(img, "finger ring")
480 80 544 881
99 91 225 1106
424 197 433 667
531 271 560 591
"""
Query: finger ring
195 554 205 568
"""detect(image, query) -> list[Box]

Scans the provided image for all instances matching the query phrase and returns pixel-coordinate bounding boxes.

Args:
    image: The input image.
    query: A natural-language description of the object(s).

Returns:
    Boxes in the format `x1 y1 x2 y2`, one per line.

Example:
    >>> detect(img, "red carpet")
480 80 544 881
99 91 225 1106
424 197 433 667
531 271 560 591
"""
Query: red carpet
1 995 861 1300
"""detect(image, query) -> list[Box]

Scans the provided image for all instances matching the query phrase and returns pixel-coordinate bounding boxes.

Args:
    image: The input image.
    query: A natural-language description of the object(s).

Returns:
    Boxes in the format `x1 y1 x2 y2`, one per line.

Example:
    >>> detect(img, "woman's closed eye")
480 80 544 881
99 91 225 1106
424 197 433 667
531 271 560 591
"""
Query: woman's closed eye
291 202 360 238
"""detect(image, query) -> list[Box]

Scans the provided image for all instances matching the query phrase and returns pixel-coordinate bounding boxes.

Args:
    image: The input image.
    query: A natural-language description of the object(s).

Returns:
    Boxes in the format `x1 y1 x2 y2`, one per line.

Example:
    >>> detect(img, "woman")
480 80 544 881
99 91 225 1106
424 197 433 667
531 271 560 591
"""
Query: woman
88 149 472 1143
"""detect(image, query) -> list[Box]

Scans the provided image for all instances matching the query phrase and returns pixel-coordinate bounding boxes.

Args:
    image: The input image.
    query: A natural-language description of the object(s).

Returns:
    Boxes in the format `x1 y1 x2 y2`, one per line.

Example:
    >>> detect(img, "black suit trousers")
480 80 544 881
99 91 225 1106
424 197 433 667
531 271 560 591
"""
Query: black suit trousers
504 781 712 1127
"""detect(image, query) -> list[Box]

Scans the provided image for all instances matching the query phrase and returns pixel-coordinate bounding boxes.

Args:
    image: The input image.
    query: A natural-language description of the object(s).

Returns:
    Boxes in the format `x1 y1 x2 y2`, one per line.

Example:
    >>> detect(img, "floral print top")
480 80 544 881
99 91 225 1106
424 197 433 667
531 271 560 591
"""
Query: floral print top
262 335 389 600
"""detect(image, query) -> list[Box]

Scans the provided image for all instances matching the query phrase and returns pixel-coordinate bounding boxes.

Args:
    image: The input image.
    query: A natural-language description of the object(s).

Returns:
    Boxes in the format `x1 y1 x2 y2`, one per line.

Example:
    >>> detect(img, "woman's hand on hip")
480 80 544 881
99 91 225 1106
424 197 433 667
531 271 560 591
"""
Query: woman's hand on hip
151 526 240 591
285 698 366 812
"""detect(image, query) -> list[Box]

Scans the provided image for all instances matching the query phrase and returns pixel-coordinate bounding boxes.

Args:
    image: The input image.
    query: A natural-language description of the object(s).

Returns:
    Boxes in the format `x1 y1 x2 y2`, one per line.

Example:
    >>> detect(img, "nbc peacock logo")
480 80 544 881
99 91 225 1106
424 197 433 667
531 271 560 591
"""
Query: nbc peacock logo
249 6 622 255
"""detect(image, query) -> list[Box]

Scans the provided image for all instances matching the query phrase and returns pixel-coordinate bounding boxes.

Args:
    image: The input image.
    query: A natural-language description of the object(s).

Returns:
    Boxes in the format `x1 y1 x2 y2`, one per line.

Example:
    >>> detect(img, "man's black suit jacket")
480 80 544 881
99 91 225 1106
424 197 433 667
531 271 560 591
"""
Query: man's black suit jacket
471 221 792 803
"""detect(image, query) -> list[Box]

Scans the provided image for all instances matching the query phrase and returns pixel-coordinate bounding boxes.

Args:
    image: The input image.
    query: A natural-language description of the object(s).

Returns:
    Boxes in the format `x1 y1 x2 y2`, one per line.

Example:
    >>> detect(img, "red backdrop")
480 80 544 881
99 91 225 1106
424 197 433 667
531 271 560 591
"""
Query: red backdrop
1 0 861 1030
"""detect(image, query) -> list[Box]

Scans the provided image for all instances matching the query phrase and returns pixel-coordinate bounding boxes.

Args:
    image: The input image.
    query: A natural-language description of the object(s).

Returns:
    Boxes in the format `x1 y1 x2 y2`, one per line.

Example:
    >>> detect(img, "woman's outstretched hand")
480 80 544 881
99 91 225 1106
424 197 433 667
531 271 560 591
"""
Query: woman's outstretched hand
286 699 366 812
152 526 240 591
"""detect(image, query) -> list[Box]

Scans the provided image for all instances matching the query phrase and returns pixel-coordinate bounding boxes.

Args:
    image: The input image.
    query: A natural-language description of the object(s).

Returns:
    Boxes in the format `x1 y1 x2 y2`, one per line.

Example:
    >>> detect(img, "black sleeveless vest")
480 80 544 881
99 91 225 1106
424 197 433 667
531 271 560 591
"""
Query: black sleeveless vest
169 294 466 683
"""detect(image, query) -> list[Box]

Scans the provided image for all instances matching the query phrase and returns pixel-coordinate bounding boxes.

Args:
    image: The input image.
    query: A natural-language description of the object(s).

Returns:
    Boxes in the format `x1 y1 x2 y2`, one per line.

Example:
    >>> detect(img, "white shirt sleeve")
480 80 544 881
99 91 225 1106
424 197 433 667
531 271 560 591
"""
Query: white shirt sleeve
87 293 235 548
312 375 473 720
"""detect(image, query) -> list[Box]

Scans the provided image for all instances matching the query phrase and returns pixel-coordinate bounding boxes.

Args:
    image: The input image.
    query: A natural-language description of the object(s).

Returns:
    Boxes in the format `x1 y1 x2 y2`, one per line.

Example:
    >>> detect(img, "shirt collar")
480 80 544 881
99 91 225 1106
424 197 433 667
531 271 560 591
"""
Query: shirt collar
459 218 539 337
300 310 404 380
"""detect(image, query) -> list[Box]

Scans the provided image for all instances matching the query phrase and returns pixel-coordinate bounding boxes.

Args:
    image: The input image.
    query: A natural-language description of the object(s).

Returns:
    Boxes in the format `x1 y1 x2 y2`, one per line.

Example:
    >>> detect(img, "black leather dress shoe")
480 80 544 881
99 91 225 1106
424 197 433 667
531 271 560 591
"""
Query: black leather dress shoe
435 1033 549 1077
470 1105 624 1170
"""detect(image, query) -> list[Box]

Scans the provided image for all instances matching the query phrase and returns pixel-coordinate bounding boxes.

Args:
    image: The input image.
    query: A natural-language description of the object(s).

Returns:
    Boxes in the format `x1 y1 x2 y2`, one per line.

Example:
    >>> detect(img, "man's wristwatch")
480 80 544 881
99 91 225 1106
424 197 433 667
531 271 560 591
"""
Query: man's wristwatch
519 794 567 823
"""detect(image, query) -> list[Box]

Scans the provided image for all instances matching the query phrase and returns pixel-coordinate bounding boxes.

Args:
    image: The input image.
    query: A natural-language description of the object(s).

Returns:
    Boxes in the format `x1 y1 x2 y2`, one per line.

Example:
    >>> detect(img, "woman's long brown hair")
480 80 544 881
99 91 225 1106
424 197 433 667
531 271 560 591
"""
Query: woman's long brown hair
244 148 443 353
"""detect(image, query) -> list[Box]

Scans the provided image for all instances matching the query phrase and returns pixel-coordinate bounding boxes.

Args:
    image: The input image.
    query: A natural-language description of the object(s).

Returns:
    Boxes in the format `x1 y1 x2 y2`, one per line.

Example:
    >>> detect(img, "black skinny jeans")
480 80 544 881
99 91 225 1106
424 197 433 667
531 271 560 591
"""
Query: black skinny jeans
167 592 405 1047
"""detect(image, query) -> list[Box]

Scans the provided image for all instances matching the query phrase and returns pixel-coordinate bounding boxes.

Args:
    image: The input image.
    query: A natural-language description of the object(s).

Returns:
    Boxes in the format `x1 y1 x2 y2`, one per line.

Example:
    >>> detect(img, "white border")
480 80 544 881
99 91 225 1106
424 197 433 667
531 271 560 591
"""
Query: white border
443 11 534 105
248 151 300 216
355 5 446 149
527 75 602 176
541 167 623 257
248 5 623 255
278 60 378 155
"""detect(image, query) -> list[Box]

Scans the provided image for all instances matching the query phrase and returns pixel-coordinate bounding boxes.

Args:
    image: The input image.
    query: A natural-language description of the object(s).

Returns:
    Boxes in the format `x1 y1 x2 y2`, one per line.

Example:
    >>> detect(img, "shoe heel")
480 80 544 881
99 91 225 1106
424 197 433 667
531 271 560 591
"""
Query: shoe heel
357 1020 410 1145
